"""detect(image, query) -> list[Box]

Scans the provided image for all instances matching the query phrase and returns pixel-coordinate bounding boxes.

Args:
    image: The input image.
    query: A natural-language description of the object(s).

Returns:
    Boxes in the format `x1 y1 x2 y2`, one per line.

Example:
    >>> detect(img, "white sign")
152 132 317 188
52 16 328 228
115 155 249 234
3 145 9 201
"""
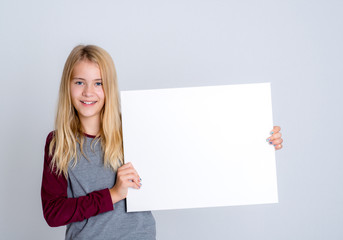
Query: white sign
120 82 278 212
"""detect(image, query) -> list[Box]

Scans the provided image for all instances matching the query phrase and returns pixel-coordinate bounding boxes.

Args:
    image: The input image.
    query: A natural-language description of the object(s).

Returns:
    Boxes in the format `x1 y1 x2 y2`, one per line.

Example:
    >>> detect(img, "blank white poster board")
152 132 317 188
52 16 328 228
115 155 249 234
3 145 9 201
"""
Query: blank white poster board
120 82 278 212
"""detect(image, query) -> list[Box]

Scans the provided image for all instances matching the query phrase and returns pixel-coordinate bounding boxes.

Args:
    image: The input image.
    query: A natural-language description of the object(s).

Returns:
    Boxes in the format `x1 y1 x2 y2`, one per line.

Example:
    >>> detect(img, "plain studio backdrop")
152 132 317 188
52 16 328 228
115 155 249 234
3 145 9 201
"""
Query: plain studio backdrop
0 0 342 239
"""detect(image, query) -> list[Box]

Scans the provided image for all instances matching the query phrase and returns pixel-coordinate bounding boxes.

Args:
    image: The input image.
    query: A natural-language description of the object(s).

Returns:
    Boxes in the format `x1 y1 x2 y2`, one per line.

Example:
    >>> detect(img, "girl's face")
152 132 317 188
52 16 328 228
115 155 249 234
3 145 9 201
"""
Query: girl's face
70 60 105 125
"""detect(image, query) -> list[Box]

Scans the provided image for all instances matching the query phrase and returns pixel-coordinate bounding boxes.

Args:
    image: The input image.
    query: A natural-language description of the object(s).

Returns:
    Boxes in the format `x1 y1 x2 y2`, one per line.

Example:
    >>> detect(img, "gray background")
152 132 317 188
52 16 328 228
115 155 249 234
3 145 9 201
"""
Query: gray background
0 0 342 239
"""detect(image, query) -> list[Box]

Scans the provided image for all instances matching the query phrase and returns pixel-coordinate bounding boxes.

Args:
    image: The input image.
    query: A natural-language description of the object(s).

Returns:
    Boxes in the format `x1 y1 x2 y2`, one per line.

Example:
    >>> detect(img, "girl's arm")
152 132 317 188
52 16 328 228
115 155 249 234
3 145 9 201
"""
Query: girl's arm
41 132 114 227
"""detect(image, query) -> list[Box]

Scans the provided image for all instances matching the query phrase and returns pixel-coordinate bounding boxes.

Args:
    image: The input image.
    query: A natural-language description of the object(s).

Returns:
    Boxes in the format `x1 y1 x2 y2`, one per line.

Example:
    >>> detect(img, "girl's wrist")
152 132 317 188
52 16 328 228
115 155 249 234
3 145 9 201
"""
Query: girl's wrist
109 187 122 204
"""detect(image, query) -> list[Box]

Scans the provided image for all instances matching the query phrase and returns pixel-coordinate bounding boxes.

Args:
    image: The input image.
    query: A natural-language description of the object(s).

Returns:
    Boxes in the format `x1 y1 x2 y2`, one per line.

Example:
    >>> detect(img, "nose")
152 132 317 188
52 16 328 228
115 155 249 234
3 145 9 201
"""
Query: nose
82 84 94 97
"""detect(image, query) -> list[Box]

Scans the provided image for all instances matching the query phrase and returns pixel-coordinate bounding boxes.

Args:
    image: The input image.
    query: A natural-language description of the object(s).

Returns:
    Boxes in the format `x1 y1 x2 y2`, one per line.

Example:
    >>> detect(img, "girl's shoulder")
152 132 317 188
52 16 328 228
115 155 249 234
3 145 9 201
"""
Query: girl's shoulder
45 131 55 146
44 131 56 158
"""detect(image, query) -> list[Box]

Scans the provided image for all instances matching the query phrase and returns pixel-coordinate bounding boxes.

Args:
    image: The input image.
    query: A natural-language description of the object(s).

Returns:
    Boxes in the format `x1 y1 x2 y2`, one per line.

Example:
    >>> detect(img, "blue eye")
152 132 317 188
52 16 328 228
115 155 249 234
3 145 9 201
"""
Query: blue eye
75 81 84 85
95 82 102 86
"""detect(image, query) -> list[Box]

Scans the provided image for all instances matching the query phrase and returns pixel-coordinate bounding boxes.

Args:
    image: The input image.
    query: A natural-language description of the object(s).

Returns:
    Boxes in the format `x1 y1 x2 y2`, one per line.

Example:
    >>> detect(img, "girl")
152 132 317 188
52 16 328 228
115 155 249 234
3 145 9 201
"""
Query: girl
41 45 283 240
41 45 155 240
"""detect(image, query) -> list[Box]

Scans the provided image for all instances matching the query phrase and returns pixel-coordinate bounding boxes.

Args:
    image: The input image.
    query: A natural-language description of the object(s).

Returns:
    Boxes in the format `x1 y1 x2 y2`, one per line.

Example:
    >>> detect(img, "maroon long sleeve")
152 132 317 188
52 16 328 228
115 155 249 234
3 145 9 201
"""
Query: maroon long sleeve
41 132 114 227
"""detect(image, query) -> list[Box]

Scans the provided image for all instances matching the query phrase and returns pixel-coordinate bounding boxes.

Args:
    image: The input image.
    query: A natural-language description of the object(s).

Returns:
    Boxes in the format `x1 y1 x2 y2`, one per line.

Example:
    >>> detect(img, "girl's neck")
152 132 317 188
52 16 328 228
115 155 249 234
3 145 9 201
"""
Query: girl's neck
80 116 101 136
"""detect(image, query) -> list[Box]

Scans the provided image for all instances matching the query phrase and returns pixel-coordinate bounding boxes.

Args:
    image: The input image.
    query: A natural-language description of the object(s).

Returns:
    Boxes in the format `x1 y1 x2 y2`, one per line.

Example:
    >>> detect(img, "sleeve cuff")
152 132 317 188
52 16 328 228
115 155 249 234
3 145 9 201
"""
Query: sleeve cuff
99 188 114 212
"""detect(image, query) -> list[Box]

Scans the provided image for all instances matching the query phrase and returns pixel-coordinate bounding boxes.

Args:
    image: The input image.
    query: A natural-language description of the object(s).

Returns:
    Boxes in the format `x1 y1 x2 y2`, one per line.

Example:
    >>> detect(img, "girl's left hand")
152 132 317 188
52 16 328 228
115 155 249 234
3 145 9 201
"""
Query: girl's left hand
266 126 283 150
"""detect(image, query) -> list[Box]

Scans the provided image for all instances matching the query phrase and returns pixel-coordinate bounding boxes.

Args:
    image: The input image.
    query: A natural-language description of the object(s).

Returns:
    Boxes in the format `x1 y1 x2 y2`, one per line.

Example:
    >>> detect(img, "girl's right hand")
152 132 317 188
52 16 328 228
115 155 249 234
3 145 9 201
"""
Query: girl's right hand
109 162 141 204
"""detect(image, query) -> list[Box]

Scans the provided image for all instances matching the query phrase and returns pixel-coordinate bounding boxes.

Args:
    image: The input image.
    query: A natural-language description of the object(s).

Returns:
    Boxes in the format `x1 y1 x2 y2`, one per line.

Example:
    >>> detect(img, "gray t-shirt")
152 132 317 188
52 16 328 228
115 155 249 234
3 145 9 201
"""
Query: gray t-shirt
65 135 156 240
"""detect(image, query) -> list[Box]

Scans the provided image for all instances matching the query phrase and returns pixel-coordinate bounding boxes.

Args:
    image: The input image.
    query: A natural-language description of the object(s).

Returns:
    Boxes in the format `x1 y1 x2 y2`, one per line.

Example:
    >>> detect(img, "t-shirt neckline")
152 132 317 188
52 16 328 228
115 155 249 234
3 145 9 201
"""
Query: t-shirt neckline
83 133 97 138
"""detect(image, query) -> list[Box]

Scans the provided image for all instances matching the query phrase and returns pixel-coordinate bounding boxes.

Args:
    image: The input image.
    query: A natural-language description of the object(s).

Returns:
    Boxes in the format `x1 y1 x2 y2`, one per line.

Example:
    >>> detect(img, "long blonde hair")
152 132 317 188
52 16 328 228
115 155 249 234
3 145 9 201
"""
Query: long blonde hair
49 45 123 178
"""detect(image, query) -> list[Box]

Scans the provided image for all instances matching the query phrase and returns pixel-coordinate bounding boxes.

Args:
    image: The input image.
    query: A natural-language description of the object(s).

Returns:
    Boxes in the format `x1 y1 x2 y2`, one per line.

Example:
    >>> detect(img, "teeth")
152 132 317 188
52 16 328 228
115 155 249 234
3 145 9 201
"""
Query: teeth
81 101 96 105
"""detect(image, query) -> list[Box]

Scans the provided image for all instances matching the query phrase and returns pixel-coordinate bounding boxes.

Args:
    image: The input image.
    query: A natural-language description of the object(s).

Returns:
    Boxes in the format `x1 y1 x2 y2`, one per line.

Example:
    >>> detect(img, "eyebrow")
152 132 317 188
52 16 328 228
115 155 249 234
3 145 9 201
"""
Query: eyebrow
72 77 102 81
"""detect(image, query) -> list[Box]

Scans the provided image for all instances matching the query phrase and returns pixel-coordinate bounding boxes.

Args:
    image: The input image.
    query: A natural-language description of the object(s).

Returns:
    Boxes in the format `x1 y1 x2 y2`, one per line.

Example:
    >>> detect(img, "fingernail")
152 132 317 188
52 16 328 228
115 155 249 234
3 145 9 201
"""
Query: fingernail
266 138 270 142
139 178 142 181
140 182 142 185
273 144 276 147
269 141 273 145
270 131 274 135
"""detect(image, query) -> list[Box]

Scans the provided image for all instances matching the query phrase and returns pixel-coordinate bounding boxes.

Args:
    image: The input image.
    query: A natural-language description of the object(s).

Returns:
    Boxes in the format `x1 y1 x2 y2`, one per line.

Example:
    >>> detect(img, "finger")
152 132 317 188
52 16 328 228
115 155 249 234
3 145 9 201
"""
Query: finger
121 173 141 186
268 138 283 145
270 126 281 135
133 180 142 189
267 132 282 141
118 167 137 176
127 179 142 189
127 180 141 189
275 144 283 150
118 163 141 180
119 162 133 170
118 167 141 182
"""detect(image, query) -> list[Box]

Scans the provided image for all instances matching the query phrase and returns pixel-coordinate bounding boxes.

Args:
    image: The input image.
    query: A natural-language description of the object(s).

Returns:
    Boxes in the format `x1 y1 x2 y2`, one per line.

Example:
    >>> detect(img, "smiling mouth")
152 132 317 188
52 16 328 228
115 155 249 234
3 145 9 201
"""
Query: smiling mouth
80 100 97 105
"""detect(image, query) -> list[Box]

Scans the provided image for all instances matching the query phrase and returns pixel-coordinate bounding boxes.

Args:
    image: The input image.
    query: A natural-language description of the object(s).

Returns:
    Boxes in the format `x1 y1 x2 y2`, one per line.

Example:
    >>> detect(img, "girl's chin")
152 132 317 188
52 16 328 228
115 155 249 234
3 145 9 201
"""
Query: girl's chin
78 112 101 120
